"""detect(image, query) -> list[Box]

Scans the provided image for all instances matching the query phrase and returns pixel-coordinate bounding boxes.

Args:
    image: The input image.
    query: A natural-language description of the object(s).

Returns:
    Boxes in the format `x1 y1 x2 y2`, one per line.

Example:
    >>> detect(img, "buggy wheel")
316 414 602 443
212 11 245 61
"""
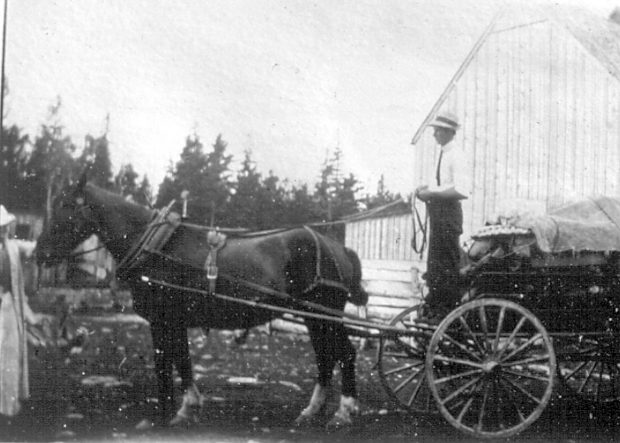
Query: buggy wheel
377 304 436 414
557 335 620 405
426 298 556 439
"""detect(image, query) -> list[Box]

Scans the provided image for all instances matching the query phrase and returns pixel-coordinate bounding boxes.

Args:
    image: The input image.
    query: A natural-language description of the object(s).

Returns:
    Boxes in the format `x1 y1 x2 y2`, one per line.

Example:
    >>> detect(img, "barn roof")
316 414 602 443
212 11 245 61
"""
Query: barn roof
557 7 620 81
342 198 411 223
411 4 620 145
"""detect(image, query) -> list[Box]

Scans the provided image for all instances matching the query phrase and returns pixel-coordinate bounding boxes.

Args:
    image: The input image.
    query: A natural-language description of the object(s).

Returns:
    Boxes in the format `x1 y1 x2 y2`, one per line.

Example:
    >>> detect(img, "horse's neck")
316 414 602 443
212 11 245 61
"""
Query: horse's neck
89 188 153 261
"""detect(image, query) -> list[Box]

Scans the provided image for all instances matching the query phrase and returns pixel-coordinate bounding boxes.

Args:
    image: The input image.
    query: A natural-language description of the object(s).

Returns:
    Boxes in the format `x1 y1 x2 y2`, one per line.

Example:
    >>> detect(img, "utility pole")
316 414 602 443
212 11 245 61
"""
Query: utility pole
0 0 8 152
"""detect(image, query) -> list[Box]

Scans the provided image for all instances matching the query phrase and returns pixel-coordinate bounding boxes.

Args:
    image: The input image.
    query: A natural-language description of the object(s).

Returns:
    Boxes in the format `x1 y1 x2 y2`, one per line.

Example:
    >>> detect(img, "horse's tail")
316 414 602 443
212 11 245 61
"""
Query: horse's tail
344 247 368 306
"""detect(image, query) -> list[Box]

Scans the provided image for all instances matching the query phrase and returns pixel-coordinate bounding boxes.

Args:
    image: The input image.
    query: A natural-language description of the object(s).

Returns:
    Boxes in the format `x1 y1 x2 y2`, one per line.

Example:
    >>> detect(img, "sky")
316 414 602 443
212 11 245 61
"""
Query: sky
4 0 620 196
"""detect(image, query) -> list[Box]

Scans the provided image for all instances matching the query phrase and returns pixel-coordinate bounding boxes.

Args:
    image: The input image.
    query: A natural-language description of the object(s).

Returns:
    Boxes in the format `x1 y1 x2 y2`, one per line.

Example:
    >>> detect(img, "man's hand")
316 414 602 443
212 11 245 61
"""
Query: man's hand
415 185 431 202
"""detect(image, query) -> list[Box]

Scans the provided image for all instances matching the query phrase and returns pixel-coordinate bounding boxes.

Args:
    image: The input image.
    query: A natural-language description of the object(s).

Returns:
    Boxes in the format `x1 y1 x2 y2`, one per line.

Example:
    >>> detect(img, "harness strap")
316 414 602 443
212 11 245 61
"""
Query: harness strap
117 199 179 272
203 230 227 294
302 226 347 295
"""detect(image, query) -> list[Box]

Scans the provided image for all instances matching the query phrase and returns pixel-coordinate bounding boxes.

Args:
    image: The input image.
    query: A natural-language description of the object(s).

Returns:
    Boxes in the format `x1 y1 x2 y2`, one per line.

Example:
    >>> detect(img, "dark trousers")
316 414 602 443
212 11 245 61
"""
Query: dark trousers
425 199 463 312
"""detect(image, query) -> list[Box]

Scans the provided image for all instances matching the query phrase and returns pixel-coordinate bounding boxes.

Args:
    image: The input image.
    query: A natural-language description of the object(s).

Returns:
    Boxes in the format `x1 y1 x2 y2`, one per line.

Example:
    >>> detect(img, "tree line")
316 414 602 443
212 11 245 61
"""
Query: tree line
1 97 401 232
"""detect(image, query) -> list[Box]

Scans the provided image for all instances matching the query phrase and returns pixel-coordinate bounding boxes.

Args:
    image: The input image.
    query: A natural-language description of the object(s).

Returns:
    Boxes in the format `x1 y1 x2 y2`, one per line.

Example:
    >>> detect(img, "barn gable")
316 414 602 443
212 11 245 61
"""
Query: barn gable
411 5 620 236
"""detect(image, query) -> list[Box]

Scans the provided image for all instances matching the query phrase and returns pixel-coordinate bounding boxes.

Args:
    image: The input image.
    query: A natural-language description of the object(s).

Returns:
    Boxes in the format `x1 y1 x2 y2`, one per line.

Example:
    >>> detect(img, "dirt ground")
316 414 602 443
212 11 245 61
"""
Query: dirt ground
0 310 619 442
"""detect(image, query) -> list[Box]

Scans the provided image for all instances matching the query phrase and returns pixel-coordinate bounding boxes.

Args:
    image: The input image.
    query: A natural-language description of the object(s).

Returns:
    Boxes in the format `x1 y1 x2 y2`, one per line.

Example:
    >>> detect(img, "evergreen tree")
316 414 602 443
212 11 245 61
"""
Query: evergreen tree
80 134 114 189
364 174 402 210
228 150 263 228
0 125 30 209
155 133 233 224
135 175 153 207
314 148 361 221
114 163 141 200
283 183 320 226
25 98 79 219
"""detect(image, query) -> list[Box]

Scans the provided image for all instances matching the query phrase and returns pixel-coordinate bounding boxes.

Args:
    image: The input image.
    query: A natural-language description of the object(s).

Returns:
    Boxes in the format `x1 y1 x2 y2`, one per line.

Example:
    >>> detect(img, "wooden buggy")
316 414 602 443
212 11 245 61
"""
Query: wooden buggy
375 196 620 438
64 190 619 439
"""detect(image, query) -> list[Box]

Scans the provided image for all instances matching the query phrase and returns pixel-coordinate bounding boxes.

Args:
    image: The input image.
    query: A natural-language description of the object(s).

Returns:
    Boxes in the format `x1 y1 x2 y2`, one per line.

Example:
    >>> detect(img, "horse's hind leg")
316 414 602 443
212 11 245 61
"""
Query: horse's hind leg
296 319 360 428
327 324 360 429
295 319 335 425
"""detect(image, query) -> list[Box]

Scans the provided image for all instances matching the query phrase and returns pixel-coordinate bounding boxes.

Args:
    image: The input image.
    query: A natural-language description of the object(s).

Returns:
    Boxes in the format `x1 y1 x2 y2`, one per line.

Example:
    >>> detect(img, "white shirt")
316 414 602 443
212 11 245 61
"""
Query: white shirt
429 141 471 198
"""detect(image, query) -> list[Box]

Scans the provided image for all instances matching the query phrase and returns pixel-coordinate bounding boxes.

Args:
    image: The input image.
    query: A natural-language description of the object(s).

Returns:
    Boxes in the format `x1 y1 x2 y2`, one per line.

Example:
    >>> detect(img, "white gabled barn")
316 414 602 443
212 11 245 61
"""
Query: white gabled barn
346 5 620 320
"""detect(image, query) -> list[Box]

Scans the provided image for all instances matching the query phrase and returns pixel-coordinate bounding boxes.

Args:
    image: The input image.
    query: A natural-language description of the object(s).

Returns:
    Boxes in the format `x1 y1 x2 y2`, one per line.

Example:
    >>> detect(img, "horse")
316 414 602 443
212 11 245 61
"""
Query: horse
36 174 369 429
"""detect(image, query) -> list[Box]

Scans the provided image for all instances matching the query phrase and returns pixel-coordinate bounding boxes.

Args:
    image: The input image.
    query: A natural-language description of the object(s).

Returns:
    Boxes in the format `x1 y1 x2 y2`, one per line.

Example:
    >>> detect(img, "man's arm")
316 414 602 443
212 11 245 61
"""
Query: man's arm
416 186 467 202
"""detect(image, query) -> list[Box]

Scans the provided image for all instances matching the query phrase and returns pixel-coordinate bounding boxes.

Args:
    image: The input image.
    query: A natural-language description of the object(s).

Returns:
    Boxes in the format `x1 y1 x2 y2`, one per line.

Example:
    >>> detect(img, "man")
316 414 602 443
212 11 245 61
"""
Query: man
415 111 470 321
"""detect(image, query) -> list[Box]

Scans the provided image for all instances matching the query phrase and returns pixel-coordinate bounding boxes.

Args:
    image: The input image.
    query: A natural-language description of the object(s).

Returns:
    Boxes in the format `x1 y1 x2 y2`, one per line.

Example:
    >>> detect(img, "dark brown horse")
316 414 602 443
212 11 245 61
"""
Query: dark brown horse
36 175 368 428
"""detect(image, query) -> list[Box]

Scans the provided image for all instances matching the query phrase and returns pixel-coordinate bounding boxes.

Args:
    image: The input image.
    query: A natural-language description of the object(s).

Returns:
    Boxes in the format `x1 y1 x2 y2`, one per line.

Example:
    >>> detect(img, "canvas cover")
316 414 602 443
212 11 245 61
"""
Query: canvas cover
514 197 620 253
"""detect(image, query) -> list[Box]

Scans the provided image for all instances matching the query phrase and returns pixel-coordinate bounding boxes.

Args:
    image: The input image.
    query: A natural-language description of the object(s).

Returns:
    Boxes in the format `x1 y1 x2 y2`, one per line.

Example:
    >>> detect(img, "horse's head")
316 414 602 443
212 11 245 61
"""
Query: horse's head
37 173 100 266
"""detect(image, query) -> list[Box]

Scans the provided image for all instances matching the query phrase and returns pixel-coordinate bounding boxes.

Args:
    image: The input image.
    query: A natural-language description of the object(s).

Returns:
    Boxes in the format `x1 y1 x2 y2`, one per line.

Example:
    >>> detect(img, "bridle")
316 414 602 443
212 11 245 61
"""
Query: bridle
58 197 141 261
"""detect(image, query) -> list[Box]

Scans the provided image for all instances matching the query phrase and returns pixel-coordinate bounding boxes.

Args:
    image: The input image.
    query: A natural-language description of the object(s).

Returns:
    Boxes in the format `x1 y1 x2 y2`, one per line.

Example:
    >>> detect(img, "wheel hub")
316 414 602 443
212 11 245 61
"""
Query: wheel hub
482 359 499 373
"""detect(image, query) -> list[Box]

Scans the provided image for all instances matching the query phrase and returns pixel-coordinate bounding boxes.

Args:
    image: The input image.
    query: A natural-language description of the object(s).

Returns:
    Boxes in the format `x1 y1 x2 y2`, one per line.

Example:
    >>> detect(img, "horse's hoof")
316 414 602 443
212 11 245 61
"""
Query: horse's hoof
294 413 315 427
135 419 155 431
168 413 190 427
325 416 353 431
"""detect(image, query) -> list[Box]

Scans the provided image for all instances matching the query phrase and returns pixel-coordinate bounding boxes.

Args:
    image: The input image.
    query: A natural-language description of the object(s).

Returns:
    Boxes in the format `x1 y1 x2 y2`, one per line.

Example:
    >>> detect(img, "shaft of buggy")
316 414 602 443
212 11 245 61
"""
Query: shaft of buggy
140 276 434 339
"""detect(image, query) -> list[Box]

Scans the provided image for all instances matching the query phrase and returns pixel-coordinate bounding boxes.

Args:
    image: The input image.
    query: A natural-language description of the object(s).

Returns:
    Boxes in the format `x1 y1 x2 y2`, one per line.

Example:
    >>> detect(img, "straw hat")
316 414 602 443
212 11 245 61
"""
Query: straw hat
0 205 16 227
429 111 460 131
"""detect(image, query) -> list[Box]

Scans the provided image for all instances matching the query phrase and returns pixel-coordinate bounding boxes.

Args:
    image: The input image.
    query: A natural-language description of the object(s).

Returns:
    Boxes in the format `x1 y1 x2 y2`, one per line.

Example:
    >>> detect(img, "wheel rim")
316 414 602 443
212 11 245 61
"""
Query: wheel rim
426 299 556 439
557 335 620 404
377 304 436 414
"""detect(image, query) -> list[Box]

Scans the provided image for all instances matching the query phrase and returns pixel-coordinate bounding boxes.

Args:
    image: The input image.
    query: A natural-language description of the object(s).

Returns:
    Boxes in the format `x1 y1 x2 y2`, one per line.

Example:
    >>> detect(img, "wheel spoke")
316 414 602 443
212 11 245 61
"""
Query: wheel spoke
436 368 483 385
502 373 543 405
385 362 422 377
433 354 484 369
563 360 589 381
456 396 475 423
478 306 489 351
503 353 550 367
503 368 551 383
497 316 527 359
578 361 598 394
498 378 527 423
493 306 507 352
458 315 486 355
596 361 604 400
407 372 426 407
394 369 423 394
476 382 490 431
501 333 543 363
439 332 483 362
439 375 483 406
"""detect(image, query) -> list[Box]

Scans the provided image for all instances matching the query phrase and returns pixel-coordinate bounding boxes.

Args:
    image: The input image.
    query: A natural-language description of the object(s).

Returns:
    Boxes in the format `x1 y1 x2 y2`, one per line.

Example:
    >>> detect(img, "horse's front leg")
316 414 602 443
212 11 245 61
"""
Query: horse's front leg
168 323 205 426
150 320 175 426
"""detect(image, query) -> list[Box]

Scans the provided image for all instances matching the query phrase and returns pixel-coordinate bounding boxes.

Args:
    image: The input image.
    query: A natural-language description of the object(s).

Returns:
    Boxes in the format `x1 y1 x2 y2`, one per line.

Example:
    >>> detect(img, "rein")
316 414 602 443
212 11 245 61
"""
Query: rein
69 244 107 258
411 196 428 258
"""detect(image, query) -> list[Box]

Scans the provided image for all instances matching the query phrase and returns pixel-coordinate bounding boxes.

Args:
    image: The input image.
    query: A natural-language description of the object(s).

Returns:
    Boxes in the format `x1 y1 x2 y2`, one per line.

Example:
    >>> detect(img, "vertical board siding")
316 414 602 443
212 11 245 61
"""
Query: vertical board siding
346 214 422 263
412 20 620 234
